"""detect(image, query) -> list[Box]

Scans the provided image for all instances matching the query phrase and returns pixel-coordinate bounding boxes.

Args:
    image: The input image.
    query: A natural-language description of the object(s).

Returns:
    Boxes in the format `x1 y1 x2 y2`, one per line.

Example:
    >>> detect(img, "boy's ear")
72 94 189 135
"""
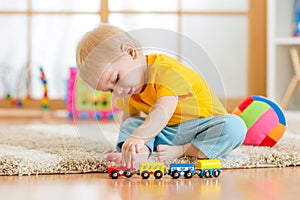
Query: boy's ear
121 43 137 59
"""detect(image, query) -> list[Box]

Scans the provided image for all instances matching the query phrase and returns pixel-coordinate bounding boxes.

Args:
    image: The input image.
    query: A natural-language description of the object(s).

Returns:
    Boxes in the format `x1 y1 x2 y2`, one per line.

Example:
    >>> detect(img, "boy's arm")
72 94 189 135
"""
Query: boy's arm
121 95 178 167
121 112 140 123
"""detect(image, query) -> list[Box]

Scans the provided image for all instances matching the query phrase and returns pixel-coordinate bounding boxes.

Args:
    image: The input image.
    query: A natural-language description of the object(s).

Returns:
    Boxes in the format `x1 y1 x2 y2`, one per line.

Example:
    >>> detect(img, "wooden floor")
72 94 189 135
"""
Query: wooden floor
0 167 299 200
0 110 300 200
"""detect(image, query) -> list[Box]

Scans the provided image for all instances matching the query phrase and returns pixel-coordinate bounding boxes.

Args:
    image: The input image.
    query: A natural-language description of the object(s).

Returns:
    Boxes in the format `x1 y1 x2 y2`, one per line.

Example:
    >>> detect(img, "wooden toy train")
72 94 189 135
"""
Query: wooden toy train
107 159 221 179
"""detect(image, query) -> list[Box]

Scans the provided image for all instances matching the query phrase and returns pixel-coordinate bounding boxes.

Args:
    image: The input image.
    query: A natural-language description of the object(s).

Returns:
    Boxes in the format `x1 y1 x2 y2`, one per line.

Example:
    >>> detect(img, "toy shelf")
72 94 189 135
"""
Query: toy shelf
276 37 300 45
267 0 300 110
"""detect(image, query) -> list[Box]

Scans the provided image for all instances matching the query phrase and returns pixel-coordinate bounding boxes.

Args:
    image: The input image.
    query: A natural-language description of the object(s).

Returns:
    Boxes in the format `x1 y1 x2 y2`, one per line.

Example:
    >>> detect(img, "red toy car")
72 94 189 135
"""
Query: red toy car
107 160 135 179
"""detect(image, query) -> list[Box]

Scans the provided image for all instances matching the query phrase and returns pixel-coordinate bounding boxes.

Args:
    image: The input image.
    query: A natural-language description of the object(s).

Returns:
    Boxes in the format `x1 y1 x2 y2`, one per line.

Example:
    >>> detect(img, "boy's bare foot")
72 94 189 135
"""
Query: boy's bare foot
157 145 184 161
157 143 207 161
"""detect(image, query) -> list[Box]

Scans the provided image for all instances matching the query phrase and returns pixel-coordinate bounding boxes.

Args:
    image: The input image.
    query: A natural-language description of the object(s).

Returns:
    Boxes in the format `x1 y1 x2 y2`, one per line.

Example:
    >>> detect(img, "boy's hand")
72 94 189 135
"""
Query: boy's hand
122 137 146 168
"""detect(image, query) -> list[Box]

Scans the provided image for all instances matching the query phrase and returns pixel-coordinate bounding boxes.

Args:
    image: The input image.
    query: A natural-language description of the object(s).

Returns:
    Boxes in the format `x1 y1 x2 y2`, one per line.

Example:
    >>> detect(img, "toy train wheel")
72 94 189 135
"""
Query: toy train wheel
141 170 150 179
124 170 133 178
154 170 163 179
198 170 203 178
204 169 211 178
110 170 119 179
213 169 221 177
184 170 193 179
171 170 180 179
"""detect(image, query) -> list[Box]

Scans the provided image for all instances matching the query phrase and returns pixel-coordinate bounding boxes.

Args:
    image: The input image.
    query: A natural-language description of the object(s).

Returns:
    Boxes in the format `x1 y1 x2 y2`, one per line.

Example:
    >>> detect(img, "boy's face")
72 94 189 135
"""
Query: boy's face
96 53 147 98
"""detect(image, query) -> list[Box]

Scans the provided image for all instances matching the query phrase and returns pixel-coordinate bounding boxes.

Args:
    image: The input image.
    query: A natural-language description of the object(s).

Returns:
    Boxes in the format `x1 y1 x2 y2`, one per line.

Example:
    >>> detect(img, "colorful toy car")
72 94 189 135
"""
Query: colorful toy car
195 159 221 178
107 161 135 179
138 162 165 179
169 163 195 179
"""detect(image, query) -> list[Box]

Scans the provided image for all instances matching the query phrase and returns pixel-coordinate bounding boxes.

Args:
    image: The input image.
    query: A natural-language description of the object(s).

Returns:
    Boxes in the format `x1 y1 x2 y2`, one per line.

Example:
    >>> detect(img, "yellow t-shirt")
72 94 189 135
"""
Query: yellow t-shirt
117 54 227 125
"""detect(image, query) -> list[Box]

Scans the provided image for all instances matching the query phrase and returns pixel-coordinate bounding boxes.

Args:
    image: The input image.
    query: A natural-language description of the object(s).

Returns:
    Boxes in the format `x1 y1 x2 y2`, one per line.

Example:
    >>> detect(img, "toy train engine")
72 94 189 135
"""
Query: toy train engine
195 159 221 178
138 162 165 179
169 163 195 179
107 161 135 179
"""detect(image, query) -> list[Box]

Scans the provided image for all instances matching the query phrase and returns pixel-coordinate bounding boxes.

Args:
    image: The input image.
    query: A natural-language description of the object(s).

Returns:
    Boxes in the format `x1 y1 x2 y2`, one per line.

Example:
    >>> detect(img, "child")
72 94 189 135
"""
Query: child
76 24 247 168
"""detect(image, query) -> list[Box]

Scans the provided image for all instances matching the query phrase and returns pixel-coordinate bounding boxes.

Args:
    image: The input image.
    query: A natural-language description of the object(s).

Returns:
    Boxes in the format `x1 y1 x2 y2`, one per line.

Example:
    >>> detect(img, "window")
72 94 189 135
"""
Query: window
0 0 257 111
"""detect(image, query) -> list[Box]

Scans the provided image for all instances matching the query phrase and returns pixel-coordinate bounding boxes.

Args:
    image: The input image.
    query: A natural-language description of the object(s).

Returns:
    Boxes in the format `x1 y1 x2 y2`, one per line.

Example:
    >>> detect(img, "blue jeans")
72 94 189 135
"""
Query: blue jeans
116 114 247 158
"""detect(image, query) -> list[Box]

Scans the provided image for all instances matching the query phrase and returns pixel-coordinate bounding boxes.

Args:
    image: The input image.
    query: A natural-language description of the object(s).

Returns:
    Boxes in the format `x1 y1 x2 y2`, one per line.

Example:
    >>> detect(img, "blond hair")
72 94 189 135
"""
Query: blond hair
76 24 142 89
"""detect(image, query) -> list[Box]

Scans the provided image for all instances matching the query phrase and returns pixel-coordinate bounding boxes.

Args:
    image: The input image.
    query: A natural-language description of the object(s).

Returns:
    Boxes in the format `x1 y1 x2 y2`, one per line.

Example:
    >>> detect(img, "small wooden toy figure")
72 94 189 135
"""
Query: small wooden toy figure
40 67 49 110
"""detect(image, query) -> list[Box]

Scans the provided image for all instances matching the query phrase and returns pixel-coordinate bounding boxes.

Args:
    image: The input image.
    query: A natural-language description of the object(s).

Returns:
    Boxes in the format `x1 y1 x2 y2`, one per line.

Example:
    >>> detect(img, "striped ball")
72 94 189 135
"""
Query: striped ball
233 96 286 147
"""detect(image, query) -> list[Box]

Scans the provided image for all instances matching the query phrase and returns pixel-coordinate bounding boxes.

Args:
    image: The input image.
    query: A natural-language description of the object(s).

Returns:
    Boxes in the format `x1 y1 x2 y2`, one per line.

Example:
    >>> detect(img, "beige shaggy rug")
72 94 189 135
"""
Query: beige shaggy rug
0 124 299 176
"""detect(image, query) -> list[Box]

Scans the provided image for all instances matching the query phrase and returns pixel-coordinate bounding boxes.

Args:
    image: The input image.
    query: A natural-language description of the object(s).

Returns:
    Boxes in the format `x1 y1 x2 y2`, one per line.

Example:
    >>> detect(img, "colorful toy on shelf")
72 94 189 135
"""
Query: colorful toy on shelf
4 64 31 107
294 0 300 36
4 66 49 109
67 67 117 120
233 96 286 147
40 67 49 110
106 159 221 179
6 93 30 107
